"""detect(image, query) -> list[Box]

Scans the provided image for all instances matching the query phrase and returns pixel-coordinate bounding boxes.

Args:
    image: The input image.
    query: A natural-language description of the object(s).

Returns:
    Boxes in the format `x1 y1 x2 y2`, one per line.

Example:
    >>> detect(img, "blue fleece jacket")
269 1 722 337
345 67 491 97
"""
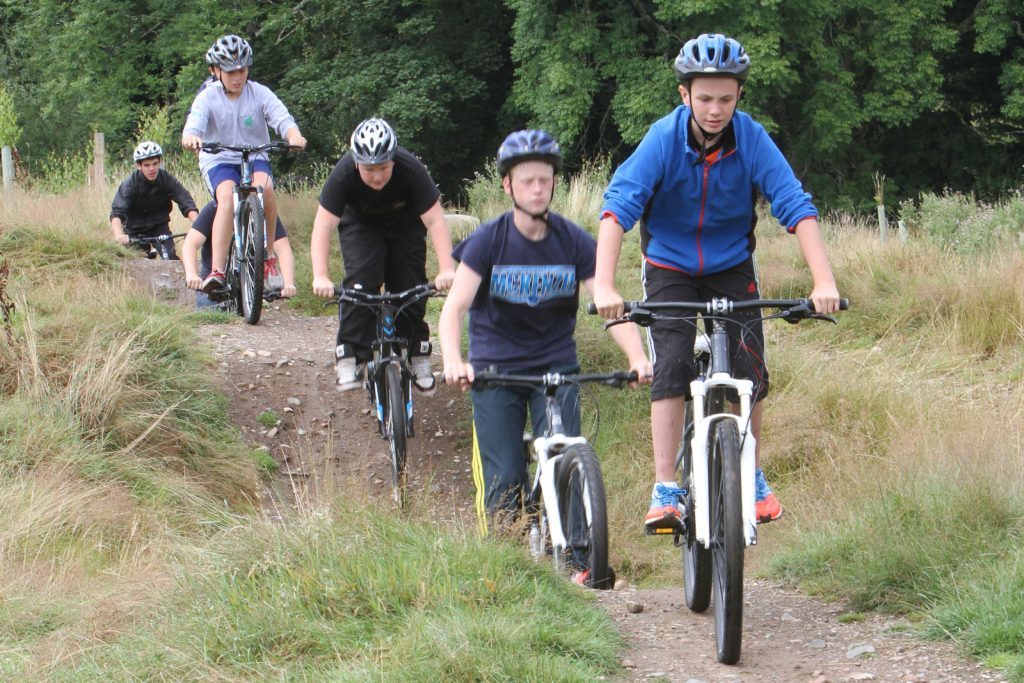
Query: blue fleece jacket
601 106 817 275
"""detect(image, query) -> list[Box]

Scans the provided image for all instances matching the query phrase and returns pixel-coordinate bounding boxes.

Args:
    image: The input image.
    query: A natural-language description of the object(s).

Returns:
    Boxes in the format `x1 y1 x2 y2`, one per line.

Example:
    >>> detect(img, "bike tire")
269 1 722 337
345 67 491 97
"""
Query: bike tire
681 399 712 612
556 444 612 589
239 194 265 325
385 361 408 506
709 417 744 664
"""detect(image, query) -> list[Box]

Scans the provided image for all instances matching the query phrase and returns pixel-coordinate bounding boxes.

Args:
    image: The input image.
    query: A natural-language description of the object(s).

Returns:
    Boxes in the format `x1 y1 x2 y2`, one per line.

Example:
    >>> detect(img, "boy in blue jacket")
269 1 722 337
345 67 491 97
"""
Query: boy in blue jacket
592 34 841 529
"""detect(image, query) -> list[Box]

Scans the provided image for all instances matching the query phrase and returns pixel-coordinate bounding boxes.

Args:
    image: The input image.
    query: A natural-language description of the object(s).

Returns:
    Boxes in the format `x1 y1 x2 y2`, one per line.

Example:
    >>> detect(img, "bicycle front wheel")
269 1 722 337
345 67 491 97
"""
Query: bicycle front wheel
384 361 408 505
225 237 243 316
681 399 712 612
239 194 265 325
709 418 744 664
557 445 612 589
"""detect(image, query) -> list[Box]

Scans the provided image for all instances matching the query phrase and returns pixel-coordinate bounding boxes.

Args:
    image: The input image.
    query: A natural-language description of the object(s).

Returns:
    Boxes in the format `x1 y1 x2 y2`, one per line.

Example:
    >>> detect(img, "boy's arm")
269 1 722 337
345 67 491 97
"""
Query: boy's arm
182 90 209 151
583 277 652 385
439 262 483 391
420 200 456 291
110 180 131 244
593 216 626 318
181 229 205 290
168 174 199 220
793 217 841 314
310 204 341 297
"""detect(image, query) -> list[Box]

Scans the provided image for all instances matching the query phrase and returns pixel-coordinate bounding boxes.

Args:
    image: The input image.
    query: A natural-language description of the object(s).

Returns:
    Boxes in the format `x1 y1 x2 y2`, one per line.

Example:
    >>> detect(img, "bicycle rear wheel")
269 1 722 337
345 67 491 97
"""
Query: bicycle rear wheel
557 445 612 589
680 399 712 612
709 417 744 664
384 361 408 506
239 194 265 325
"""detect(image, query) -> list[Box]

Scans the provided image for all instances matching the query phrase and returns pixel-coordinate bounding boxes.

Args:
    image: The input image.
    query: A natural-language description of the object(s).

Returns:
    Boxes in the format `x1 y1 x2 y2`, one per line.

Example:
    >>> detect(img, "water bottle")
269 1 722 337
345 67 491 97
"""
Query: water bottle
528 521 543 558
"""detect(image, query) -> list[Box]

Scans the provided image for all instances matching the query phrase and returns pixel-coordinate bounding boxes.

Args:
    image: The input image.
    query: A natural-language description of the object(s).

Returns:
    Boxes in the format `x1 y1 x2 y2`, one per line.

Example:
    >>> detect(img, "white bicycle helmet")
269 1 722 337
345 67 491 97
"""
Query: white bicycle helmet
133 141 163 162
350 118 397 164
204 44 216 66
209 34 253 71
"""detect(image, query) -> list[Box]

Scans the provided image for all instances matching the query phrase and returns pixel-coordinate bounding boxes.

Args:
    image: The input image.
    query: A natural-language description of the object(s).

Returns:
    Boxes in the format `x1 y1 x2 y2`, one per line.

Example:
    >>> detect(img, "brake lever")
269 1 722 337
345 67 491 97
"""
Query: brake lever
609 307 654 328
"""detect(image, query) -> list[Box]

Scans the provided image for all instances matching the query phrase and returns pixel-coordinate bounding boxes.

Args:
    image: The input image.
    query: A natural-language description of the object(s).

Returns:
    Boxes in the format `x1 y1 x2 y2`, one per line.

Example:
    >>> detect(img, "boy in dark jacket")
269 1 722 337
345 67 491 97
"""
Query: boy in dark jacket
110 141 198 259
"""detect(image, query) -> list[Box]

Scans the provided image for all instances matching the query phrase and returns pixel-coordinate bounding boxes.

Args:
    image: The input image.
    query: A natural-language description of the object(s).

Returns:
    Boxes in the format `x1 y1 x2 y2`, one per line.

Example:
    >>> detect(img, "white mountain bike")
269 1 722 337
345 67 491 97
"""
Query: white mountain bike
471 370 637 589
607 296 847 664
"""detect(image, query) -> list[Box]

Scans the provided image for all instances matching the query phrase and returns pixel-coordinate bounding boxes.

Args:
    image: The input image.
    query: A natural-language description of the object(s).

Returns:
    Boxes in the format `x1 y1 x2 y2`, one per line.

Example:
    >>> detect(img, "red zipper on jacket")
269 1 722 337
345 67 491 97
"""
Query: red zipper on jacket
696 163 709 275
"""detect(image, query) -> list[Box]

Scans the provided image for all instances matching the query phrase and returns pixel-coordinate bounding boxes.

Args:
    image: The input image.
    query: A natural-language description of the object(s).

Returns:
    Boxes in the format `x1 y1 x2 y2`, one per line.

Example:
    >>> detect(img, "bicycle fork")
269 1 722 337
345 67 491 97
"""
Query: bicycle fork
689 375 758 548
530 434 588 566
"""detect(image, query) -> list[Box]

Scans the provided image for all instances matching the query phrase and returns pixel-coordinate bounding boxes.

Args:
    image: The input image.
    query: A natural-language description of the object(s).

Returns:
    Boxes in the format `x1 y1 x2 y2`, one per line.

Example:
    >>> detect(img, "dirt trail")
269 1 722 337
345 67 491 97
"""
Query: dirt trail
131 258 1003 683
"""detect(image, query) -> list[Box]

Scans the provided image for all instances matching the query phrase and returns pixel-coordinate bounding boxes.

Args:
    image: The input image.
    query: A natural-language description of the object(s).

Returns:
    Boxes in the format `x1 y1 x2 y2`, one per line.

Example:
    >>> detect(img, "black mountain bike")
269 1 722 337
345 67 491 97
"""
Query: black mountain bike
127 232 185 260
330 283 439 505
199 141 296 324
605 297 847 664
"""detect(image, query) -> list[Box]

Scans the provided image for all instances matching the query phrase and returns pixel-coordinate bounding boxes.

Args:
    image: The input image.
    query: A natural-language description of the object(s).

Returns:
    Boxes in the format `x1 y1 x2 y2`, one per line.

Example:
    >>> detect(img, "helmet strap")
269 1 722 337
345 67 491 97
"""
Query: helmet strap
689 113 723 165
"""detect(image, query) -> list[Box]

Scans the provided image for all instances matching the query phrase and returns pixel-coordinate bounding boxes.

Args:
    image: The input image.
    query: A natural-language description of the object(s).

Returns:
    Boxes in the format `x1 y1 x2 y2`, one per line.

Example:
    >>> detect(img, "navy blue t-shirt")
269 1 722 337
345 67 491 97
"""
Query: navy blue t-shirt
453 211 597 372
191 201 286 272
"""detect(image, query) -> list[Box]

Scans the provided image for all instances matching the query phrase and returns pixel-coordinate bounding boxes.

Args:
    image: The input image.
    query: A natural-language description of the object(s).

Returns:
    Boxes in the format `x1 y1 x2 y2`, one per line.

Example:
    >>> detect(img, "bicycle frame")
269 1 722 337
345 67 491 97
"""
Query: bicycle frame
366 298 413 435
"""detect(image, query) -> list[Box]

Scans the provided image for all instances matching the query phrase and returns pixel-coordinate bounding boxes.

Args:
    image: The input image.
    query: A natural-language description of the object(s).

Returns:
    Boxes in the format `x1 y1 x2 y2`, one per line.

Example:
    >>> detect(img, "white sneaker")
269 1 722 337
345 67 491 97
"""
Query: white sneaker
335 357 364 391
264 255 284 292
410 355 436 396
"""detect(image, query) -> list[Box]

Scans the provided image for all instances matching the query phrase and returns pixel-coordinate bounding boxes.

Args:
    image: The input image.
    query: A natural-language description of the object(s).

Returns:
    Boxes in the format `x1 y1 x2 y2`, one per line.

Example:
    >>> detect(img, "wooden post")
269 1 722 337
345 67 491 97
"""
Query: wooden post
93 131 106 186
877 204 888 243
1 145 12 189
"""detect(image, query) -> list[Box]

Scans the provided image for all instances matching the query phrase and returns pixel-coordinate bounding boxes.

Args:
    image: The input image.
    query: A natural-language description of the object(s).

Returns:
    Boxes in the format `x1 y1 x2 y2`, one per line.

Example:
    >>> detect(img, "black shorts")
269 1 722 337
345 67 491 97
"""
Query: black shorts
643 259 768 402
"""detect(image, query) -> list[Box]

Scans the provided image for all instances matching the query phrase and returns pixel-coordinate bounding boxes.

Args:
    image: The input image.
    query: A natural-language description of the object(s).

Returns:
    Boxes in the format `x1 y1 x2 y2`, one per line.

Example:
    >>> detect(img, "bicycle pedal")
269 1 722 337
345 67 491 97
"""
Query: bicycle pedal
645 526 676 536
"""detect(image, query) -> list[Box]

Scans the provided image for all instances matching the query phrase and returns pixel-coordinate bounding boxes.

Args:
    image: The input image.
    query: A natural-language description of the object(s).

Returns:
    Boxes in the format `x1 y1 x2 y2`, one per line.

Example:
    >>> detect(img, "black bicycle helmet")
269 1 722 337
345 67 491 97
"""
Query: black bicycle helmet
350 118 398 165
496 129 562 177
674 33 750 84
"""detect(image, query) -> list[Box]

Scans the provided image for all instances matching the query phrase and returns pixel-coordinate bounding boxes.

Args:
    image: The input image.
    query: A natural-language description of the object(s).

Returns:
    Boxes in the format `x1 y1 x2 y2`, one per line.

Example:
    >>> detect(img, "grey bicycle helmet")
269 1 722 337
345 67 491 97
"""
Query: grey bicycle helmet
496 129 562 177
209 34 253 71
133 141 163 162
204 44 216 66
350 118 398 165
674 33 750 84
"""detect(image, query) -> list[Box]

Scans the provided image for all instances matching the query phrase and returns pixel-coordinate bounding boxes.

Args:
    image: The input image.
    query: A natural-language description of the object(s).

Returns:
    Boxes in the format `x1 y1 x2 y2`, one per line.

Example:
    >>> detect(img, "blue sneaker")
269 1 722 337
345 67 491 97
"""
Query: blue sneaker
755 468 782 523
645 482 685 529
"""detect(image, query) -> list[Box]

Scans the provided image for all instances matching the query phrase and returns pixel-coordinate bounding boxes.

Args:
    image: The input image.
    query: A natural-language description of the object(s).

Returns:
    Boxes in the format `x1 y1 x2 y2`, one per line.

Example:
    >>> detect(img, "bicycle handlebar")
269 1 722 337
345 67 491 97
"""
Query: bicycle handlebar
587 297 849 327
472 370 638 392
331 282 437 305
199 141 299 155
127 232 187 245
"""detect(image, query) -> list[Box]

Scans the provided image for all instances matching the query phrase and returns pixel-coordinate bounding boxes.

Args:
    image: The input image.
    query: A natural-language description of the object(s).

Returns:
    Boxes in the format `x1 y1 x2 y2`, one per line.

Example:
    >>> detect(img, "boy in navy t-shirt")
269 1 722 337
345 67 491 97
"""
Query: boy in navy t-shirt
439 130 651 541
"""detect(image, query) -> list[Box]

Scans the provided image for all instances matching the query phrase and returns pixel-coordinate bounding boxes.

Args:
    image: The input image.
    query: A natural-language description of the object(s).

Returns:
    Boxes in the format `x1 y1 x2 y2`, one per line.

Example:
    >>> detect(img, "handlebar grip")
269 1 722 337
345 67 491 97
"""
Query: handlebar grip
809 298 850 313
586 303 597 315
586 301 639 315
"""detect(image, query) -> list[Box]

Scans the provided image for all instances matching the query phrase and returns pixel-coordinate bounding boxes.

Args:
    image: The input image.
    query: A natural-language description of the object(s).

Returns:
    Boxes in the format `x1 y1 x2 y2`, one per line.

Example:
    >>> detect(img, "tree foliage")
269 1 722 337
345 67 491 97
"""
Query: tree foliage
0 80 19 147
0 0 1021 208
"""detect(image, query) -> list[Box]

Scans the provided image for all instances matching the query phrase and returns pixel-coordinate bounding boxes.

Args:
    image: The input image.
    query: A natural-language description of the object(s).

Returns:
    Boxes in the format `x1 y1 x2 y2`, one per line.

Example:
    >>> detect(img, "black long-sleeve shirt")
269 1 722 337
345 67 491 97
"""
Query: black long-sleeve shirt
109 169 198 232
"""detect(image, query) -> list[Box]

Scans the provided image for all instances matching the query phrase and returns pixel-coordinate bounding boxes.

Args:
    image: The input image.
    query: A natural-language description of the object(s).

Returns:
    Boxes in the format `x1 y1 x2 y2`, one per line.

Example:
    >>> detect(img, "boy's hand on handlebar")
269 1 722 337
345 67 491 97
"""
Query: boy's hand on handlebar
809 283 842 314
312 276 335 298
287 132 307 150
280 284 297 299
593 284 625 319
115 234 130 245
434 268 456 292
629 357 654 387
181 134 202 152
443 359 474 392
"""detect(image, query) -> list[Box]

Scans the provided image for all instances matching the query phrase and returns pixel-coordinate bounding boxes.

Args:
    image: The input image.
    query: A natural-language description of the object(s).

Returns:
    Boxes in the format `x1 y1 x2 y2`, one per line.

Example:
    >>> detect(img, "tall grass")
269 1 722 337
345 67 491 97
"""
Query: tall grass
50 502 622 681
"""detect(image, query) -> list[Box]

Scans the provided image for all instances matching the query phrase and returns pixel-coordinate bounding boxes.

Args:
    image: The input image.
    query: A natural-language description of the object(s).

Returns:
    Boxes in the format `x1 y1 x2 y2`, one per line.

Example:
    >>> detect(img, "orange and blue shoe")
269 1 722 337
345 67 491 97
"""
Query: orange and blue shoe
645 482 684 530
755 468 782 523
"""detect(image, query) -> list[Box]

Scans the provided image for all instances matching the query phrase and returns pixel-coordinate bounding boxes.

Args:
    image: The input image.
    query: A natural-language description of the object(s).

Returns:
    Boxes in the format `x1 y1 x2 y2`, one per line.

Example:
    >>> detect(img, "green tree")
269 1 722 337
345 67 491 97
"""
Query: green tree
0 80 20 147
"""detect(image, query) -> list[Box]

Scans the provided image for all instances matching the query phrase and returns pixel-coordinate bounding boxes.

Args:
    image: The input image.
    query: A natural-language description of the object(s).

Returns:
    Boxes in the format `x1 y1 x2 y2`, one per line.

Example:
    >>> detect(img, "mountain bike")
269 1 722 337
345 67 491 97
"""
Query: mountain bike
199 141 297 325
604 296 847 664
471 369 637 589
127 232 186 260
330 283 439 505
